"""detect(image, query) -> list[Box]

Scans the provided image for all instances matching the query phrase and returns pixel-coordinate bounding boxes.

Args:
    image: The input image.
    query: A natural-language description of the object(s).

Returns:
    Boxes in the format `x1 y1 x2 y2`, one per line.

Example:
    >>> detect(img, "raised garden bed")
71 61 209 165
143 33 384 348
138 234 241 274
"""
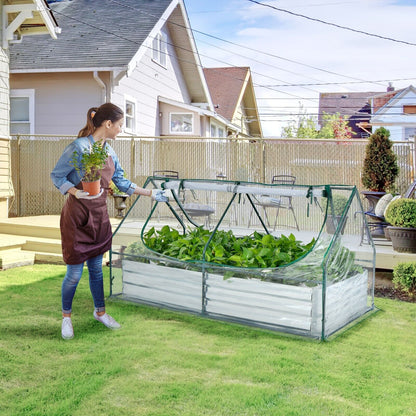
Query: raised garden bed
110 179 376 340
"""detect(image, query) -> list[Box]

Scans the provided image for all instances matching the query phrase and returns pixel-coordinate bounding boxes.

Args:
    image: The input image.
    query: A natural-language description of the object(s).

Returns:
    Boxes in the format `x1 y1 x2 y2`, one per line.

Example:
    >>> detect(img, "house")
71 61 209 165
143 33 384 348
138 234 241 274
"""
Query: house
203 67 262 138
318 91 382 138
369 85 416 141
0 0 59 218
9 0 241 138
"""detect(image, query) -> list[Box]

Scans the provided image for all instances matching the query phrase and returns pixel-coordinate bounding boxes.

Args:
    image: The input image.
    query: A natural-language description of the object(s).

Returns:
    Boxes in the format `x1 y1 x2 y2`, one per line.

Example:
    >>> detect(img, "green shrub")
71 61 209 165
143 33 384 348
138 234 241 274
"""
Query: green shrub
384 198 416 228
325 194 348 216
361 127 399 192
393 262 416 295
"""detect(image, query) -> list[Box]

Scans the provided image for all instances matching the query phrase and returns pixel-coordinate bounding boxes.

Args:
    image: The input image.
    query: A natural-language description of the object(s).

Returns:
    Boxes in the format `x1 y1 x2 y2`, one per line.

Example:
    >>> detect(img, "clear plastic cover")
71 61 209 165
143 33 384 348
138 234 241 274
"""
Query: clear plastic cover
110 178 375 339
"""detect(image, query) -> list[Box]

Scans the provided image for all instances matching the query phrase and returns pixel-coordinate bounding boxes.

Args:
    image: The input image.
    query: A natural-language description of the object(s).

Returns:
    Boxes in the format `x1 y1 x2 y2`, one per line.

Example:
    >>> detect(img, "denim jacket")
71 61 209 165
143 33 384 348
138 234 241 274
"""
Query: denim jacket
50 135 137 196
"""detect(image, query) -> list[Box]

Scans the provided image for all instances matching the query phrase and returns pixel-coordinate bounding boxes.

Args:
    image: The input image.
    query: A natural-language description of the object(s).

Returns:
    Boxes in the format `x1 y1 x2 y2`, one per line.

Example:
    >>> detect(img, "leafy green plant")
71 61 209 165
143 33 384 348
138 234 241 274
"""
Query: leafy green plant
325 194 348 216
138 226 315 269
361 127 399 192
385 198 416 228
71 140 108 182
393 262 416 295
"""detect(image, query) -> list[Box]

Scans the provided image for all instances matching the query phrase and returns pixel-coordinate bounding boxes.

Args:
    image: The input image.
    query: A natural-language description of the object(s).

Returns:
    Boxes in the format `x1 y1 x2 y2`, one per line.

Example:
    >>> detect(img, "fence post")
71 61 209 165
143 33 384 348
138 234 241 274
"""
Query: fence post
130 137 135 181
16 135 21 217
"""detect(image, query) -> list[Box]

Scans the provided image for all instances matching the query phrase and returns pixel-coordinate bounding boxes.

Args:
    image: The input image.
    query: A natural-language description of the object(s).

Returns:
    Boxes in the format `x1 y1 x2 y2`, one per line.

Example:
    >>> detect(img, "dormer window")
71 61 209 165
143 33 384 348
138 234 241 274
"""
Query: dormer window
152 32 167 67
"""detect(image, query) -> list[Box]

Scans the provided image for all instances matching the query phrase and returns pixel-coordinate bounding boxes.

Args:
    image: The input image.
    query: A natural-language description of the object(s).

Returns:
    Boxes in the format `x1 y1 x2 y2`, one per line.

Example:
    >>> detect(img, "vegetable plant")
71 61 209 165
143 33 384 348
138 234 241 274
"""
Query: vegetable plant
129 226 315 269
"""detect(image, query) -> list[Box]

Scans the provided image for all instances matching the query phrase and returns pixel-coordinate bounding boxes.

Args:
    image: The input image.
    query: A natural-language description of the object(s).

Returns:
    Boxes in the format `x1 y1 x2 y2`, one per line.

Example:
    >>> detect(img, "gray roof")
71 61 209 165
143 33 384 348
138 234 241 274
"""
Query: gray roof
10 0 173 71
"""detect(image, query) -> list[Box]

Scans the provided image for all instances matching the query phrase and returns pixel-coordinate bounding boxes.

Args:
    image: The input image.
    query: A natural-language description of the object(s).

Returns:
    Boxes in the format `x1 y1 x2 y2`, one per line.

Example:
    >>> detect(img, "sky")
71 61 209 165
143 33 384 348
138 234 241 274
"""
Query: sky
183 0 416 137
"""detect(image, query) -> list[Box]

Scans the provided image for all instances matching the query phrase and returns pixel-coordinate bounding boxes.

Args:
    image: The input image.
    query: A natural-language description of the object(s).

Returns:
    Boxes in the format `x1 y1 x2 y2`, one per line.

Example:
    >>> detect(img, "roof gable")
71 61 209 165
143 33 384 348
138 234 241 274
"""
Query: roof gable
203 67 262 136
371 86 412 115
10 0 173 71
204 67 249 121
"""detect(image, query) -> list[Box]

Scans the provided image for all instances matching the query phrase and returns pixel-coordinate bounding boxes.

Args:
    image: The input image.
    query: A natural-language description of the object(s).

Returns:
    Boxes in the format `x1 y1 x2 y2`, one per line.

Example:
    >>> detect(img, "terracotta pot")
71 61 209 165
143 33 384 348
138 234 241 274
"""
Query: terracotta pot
81 180 101 196
387 226 416 253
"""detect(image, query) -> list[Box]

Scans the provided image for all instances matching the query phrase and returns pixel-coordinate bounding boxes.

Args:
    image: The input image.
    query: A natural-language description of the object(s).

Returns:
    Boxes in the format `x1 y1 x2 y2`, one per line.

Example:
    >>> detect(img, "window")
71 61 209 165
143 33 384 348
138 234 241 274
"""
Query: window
152 32 167 67
210 122 226 138
170 113 193 133
10 89 34 134
404 105 416 114
404 127 416 140
124 98 136 133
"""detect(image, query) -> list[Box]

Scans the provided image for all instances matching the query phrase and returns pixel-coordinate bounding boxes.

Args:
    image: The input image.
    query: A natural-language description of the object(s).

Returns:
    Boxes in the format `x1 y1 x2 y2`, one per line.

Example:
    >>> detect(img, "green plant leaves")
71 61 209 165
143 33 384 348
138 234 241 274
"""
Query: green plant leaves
141 226 315 269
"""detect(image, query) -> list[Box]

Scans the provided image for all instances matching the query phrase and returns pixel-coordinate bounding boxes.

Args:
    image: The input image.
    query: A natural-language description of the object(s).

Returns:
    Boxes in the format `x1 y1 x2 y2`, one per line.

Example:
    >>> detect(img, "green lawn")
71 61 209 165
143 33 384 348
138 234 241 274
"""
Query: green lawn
1 264 416 416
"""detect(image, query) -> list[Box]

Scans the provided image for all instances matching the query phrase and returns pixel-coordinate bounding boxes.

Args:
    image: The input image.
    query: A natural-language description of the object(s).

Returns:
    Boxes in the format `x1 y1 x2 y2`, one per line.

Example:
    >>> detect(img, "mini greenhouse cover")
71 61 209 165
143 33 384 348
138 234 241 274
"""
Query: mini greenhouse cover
110 177 376 340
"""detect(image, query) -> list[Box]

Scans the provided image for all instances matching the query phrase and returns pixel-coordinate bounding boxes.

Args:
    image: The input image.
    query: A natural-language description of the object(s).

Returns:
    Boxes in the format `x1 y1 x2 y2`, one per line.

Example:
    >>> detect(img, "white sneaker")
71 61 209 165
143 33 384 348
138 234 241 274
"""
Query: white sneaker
61 317 74 340
93 311 121 329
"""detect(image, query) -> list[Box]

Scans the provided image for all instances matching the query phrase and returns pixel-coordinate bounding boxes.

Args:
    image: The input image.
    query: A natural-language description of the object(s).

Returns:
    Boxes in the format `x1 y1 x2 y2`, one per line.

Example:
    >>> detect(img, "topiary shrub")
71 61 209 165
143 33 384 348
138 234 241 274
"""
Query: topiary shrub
393 262 416 295
361 127 399 192
385 198 416 228
325 194 348 216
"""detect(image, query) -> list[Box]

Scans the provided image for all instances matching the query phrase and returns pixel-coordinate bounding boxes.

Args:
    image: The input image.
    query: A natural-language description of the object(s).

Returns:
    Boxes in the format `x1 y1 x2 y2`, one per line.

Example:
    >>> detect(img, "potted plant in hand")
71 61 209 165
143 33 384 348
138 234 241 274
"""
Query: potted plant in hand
325 194 348 234
109 180 129 218
71 141 108 196
361 127 399 212
385 198 416 253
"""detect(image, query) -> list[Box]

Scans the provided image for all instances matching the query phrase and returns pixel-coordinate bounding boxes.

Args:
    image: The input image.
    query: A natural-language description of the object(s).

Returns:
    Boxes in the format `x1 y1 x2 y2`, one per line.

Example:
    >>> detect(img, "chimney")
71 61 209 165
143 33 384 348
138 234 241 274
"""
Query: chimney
387 82 395 92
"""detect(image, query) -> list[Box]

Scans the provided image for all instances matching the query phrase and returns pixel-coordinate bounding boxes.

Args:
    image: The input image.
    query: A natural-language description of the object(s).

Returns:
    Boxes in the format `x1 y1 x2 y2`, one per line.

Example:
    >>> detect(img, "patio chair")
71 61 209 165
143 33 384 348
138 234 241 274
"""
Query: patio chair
248 174 299 231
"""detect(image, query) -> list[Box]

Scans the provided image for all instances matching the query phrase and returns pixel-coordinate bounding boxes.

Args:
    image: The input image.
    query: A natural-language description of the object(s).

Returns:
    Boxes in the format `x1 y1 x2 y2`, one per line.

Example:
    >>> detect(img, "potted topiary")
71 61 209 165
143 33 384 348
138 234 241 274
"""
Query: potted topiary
361 127 399 212
71 140 108 196
325 194 348 234
384 198 416 252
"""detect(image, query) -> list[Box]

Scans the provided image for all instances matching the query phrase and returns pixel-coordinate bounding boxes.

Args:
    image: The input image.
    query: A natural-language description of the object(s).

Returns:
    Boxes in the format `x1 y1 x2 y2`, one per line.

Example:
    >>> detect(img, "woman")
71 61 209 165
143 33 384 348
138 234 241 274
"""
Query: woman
51 103 168 340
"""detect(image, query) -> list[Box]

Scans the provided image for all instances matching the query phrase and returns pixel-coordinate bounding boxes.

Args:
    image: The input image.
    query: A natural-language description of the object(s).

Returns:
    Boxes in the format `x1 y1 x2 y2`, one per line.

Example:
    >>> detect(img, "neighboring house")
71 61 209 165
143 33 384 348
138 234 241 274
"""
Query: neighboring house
0 0 59 218
369 85 416 141
9 0 238 138
318 91 382 138
203 67 262 138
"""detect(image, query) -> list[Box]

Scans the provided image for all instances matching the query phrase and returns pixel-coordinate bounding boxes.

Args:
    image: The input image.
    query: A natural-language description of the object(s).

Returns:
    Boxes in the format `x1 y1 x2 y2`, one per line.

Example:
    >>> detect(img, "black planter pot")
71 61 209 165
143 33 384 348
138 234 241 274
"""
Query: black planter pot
326 215 347 234
360 191 386 214
387 226 416 253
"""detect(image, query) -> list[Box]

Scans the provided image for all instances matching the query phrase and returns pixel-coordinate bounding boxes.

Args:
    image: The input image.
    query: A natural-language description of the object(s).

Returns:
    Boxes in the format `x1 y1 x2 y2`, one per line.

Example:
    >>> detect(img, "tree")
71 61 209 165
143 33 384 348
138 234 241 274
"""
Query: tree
281 110 355 139
361 127 399 192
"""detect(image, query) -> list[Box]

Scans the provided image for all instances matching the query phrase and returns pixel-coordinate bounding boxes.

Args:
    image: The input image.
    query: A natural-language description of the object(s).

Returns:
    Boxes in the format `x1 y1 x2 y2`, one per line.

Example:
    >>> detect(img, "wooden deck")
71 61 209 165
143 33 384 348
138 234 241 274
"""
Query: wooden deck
0 215 414 270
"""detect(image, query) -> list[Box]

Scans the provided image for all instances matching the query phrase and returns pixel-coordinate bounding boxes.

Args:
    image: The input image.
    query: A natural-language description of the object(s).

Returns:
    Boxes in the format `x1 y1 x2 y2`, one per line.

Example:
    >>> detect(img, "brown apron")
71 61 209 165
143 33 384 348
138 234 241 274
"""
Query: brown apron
60 154 115 265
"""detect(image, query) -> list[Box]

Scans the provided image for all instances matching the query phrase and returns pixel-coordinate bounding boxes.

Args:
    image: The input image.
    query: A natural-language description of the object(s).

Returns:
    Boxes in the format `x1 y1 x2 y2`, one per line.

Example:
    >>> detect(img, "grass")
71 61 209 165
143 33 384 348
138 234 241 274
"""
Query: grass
1 265 416 416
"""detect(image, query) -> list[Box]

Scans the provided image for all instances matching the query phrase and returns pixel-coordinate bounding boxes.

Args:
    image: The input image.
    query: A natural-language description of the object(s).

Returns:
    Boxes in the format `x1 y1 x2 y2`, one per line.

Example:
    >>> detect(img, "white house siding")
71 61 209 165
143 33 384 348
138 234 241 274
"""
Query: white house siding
0 40 12 216
372 89 416 141
112 27 192 136
10 72 104 135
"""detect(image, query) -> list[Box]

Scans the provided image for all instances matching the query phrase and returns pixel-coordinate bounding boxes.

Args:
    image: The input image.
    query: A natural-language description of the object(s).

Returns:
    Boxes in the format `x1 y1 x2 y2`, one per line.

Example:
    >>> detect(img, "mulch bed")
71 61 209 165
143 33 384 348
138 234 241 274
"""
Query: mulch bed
374 270 416 303
374 286 416 303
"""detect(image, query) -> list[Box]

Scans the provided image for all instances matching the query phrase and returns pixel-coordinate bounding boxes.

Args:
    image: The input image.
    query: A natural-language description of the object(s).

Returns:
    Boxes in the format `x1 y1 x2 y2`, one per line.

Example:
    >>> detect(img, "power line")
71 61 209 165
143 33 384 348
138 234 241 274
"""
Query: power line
246 0 416 47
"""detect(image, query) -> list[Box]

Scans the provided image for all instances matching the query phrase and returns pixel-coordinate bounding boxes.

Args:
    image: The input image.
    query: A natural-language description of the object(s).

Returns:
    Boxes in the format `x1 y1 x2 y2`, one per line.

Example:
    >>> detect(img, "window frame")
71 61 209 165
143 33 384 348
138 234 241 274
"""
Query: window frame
152 31 167 68
10 89 35 135
124 95 137 134
169 112 194 134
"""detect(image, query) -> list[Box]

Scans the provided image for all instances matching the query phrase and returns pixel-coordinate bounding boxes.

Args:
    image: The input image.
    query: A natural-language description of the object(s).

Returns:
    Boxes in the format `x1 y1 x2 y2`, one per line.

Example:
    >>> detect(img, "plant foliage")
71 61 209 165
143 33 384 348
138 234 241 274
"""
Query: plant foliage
71 141 108 182
393 262 416 295
385 198 416 228
135 226 315 269
361 127 399 192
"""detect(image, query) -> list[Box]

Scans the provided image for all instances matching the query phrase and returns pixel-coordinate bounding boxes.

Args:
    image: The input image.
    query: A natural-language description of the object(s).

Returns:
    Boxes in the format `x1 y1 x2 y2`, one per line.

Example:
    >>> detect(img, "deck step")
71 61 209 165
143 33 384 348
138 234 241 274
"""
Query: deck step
0 248 35 270
22 237 62 254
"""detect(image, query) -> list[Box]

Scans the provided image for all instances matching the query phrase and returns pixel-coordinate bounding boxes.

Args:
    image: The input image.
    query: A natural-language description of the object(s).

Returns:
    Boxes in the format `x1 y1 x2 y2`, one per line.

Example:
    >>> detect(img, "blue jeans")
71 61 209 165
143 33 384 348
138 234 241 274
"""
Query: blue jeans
62 254 105 314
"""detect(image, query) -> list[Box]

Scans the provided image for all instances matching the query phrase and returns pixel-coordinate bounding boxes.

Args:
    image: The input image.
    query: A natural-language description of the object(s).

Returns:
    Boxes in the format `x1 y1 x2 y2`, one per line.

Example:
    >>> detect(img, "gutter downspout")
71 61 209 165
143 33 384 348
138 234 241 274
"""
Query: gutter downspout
93 71 107 103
